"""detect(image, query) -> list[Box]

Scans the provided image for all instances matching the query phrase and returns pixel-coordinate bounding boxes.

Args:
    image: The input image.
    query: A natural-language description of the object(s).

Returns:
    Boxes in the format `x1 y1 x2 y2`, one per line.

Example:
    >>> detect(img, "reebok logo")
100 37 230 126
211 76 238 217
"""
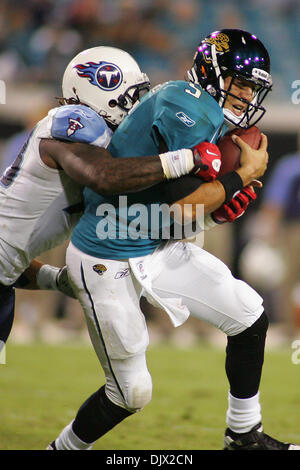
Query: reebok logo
176 112 195 127
114 268 130 279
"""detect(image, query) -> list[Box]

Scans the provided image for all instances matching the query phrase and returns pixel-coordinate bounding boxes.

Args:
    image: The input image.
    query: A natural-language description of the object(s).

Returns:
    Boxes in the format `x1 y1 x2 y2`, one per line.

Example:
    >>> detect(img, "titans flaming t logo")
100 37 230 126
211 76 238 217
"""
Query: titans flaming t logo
74 61 123 91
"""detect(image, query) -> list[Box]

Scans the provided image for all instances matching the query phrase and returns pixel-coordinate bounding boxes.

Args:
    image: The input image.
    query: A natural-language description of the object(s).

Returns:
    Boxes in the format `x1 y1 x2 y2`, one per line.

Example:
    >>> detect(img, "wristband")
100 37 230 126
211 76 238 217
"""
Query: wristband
159 149 194 179
203 214 218 231
217 171 244 203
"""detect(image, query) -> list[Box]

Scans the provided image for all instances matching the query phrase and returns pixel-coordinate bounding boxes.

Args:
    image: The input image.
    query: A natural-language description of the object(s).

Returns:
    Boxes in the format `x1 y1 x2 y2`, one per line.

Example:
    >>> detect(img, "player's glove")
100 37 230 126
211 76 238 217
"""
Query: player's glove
212 186 257 223
192 142 221 181
203 186 257 229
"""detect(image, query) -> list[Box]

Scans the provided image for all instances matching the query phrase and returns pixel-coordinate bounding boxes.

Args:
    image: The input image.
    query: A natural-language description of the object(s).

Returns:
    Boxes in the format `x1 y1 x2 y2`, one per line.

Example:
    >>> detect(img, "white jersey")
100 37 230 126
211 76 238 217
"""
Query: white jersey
0 104 112 285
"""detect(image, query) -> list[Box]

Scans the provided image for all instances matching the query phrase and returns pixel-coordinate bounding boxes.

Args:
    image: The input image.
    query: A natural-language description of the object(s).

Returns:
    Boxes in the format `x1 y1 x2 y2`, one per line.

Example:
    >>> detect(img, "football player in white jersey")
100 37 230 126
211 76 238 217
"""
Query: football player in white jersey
0 46 214 353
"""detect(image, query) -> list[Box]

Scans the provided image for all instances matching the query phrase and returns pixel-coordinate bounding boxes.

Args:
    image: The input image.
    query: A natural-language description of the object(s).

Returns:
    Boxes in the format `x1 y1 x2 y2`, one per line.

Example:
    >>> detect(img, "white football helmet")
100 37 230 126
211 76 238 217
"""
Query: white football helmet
62 46 150 126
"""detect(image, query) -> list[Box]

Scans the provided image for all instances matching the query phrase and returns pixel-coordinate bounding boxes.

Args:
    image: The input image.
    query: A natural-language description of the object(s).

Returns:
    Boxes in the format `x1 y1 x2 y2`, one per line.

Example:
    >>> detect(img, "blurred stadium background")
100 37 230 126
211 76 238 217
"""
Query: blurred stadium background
0 0 299 347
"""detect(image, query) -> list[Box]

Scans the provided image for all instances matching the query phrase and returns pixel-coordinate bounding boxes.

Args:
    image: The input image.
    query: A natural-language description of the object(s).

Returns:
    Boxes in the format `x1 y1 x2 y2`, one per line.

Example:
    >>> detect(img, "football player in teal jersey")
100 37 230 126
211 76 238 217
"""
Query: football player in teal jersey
48 31 300 450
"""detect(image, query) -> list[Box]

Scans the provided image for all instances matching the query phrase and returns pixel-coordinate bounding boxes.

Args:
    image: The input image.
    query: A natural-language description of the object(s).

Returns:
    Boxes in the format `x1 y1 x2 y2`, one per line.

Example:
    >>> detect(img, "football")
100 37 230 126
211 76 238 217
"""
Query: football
217 126 262 177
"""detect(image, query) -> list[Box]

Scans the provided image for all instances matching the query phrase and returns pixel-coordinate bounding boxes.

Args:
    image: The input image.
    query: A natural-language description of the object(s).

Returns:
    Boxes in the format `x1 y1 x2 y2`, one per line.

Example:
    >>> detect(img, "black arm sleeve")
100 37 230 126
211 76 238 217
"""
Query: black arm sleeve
153 175 204 204
116 175 204 206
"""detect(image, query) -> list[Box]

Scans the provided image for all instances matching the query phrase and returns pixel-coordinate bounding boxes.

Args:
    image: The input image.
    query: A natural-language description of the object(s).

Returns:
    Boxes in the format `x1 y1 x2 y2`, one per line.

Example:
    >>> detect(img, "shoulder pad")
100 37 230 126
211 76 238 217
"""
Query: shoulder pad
51 104 112 147
158 81 223 127
152 81 224 149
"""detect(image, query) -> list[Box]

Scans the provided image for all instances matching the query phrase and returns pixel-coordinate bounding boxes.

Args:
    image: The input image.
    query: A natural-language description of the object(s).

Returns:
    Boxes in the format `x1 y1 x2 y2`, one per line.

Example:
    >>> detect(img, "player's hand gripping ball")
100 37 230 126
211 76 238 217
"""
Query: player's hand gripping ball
217 126 262 176
192 142 221 181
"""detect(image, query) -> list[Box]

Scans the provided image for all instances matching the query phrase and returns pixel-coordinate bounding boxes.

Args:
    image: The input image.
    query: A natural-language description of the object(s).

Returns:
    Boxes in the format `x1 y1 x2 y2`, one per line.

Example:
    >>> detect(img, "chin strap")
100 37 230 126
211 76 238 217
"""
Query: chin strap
186 67 199 84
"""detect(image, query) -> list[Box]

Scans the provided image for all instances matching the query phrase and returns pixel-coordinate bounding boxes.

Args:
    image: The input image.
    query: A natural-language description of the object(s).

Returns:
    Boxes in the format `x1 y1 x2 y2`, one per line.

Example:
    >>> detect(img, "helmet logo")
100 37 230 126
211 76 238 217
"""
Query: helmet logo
74 61 123 91
198 33 230 65
206 33 230 52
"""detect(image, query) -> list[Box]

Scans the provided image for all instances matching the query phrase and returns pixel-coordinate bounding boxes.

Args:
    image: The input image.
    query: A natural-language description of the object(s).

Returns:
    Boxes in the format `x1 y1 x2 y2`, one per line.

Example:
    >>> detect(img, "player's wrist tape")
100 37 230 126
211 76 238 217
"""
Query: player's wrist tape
217 171 244 203
159 149 194 179
36 264 60 291
203 214 218 231
36 264 76 298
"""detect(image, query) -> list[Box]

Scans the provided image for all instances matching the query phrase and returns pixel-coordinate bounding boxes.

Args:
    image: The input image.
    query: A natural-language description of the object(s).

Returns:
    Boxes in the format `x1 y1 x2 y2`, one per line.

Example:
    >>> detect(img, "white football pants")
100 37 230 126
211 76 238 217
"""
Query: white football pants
66 241 264 410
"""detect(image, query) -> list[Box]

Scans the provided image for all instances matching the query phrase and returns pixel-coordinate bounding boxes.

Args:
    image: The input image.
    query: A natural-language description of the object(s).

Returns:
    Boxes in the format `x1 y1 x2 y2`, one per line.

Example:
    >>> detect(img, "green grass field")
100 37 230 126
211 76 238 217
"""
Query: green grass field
0 341 299 450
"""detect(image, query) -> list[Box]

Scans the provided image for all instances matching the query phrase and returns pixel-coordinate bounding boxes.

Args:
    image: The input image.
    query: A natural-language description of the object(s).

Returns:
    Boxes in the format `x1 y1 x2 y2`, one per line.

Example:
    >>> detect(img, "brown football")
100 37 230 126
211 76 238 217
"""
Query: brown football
217 126 262 177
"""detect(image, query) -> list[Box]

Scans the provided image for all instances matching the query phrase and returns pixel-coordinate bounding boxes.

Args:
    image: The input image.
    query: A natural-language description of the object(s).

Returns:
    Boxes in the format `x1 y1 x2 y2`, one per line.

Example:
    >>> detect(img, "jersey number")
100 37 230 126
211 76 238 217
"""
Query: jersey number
185 83 202 99
0 132 32 187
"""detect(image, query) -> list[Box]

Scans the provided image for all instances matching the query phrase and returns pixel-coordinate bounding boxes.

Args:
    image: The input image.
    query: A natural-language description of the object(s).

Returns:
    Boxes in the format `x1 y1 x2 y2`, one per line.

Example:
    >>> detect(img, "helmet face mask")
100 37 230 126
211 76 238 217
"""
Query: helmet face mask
62 47 150 126
116 81 151 113
187 29 272 128
219 72 271 128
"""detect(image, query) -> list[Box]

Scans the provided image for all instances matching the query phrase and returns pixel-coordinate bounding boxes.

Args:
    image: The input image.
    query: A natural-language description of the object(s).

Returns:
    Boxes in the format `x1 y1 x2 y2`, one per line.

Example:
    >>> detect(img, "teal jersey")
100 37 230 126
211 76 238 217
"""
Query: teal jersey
71 81 226 259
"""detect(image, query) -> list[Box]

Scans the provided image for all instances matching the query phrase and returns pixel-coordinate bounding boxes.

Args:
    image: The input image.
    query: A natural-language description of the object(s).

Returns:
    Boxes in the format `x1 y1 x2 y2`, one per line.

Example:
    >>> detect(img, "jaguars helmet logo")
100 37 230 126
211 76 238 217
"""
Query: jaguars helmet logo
200 32 230 64
206 33 230 52
93 264 107 276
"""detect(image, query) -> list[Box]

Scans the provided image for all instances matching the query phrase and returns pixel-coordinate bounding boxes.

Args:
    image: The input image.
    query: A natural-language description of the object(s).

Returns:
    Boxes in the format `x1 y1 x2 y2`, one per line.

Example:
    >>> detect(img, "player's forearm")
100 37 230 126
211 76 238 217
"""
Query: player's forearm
105 146 198 194
95 155 165 195
87 147 198 195
78 148 196 195
41 139 195 196
66 153 166 195
174 180 226 220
